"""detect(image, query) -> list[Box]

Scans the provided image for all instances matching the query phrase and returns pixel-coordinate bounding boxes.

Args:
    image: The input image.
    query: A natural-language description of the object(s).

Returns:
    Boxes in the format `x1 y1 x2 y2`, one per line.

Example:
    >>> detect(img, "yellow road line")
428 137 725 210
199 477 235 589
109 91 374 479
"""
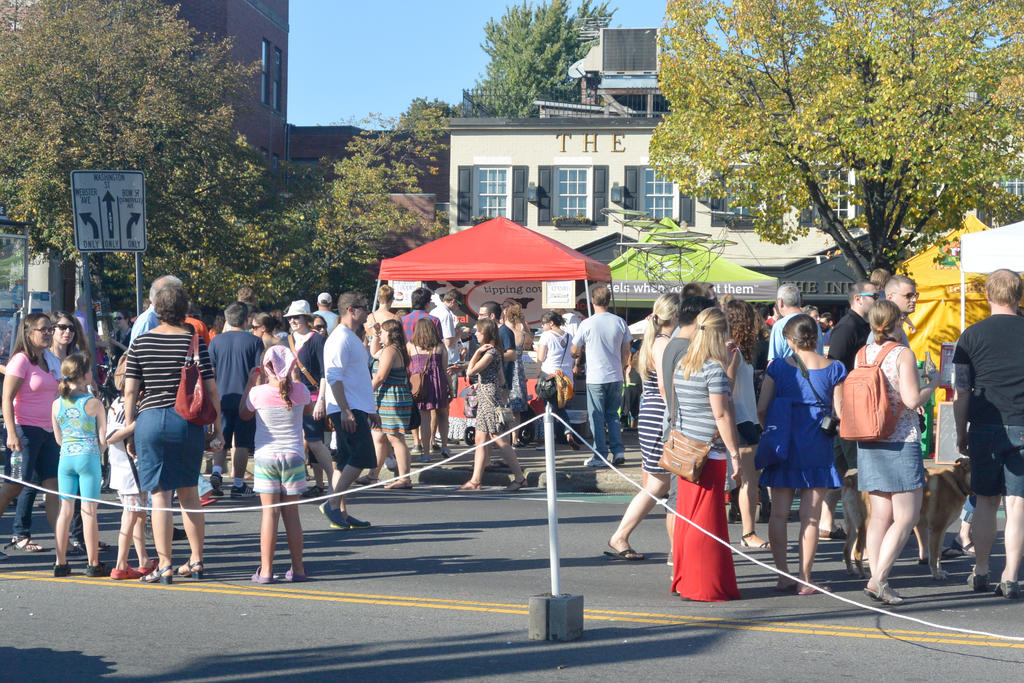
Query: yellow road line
2 570 1021 649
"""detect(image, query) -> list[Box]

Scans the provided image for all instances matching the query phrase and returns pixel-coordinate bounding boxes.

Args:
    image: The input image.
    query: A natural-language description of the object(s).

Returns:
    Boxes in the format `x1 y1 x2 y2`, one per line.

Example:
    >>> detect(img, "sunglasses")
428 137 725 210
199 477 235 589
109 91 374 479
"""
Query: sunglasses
33 326 54 334
313 325 327 331
113 316 123 321
55 323 75 332
250 324 261 330
858 292 879 299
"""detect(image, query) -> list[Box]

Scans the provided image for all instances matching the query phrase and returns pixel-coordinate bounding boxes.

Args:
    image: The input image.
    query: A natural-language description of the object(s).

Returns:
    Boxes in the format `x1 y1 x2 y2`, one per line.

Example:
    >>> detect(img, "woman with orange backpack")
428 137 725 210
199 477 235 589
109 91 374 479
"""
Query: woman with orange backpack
853 300 939 605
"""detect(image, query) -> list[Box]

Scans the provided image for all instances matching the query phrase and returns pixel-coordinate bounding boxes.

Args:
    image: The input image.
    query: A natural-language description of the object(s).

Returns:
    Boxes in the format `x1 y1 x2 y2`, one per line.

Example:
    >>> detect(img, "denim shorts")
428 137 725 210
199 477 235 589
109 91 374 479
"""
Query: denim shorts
10 425 60 483
302 413 325 443
968 424 1024 498
221 403 256 450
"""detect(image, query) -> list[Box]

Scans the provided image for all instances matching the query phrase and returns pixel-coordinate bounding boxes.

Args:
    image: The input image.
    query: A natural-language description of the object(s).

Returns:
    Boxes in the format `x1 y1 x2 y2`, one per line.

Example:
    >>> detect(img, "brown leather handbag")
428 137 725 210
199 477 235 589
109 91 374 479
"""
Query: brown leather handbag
175 333 218 426
659 428 718 483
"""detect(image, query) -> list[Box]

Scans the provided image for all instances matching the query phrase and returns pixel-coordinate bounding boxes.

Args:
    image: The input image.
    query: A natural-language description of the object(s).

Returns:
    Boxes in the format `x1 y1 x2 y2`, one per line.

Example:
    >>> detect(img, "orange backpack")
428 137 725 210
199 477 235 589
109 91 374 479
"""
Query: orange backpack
838 342 903 442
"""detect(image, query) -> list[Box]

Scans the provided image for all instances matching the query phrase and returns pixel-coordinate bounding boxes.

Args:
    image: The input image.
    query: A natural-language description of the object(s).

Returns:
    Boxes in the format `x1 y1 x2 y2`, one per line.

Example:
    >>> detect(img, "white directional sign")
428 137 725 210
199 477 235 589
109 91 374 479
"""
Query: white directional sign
71 170 146 252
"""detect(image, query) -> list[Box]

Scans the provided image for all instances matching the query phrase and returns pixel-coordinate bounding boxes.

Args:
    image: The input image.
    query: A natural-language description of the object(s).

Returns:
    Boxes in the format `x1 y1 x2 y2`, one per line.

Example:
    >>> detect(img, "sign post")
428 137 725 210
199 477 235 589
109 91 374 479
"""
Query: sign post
71 170 147 357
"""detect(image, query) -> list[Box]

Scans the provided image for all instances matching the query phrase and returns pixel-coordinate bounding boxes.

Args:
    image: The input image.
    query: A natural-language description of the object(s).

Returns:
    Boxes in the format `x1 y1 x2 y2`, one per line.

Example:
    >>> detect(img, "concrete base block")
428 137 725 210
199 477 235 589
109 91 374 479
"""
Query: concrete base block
528 593 584 641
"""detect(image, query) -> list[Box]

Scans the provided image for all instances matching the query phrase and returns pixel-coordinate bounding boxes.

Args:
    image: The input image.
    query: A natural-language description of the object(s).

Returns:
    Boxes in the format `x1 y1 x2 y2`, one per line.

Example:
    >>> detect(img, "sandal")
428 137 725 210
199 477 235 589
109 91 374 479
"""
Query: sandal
458 481 483 491
141 565 174 585
604 547 645 561
384 480 413 490
876 581 904 605
7 537 44 553
177 560 204 581
739 532 770 550
504 478 527 492
797 583 833 596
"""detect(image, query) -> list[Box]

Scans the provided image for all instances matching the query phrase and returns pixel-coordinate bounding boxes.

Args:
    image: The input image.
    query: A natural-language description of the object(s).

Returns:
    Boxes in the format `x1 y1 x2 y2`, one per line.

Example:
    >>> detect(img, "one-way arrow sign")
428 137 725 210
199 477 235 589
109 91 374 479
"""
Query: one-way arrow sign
71 171 146 252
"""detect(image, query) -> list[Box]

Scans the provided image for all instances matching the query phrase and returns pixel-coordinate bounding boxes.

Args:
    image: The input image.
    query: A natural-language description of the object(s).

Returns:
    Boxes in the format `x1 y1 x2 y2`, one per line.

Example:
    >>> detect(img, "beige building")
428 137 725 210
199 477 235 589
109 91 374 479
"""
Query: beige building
447 116 834 273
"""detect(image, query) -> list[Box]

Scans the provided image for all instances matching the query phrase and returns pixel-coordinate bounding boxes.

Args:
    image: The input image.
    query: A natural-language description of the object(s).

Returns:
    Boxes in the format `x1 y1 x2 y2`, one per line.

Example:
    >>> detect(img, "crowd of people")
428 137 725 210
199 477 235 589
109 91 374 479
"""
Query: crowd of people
1 268 1022 607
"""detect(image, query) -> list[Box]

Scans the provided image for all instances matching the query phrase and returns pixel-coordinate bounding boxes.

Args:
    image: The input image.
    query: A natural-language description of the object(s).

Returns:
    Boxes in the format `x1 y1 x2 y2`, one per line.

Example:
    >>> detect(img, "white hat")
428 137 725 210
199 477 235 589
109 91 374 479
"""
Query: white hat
317 292 333 305
283 300 312 318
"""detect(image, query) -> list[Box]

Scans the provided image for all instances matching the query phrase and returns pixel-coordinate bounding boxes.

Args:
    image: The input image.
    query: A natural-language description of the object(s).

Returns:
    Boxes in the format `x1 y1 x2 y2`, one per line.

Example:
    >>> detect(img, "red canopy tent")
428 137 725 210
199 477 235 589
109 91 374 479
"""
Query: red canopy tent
377 217 612 282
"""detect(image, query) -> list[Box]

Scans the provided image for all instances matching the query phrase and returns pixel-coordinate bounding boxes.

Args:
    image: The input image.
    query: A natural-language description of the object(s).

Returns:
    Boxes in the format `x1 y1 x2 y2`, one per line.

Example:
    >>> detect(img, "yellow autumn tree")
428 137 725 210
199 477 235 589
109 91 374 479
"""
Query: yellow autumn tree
651 0 1024 276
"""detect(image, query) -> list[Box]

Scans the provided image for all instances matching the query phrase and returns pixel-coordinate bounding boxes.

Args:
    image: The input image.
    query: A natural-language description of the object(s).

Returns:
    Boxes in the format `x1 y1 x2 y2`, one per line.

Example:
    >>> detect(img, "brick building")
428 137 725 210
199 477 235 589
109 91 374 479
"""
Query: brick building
163 0 289 163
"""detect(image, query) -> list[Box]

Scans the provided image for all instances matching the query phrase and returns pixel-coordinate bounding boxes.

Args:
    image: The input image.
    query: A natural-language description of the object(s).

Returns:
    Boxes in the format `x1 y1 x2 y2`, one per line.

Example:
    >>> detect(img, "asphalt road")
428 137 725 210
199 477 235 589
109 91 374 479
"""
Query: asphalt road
2 483 1023 681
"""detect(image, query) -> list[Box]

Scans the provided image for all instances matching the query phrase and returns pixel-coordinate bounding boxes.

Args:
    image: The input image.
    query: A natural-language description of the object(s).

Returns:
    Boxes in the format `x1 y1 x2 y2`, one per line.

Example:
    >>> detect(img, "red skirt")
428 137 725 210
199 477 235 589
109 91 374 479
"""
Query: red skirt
671 458 741 602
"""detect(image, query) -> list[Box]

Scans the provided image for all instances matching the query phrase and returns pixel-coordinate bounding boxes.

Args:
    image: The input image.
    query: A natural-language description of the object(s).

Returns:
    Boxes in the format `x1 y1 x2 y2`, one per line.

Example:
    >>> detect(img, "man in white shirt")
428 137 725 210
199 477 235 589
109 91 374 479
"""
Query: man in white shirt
319 291 380 530
571 285 630 467
316 292 339 333
430 290 461 366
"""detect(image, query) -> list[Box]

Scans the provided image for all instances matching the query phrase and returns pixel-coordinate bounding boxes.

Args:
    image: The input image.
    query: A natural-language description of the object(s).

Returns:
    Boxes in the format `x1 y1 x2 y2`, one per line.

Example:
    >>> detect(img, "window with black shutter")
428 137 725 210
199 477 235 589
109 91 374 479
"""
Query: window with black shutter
537 166 552 225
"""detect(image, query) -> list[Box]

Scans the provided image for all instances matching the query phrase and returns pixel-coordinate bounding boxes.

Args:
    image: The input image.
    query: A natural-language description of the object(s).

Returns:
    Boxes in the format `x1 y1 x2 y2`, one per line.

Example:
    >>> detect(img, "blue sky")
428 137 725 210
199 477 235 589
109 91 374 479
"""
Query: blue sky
287 0 669 126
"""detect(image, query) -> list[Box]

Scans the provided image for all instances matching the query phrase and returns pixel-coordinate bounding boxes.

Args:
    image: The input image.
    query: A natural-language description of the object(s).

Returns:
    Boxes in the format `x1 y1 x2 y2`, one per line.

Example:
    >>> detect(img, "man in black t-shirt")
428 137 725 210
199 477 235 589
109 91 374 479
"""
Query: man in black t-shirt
208 302 265 497
953 269 1024 597
826 281 878 475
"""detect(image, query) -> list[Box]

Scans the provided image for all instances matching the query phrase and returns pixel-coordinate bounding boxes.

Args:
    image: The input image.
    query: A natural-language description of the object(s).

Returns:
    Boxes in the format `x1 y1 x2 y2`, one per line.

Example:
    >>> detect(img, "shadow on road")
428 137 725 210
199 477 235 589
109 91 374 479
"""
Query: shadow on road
0 646 115 680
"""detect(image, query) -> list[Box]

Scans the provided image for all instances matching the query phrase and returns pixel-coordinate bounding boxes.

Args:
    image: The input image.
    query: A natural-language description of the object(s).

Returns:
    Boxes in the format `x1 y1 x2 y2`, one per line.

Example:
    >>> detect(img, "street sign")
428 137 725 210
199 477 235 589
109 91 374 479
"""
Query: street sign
71 170 146 252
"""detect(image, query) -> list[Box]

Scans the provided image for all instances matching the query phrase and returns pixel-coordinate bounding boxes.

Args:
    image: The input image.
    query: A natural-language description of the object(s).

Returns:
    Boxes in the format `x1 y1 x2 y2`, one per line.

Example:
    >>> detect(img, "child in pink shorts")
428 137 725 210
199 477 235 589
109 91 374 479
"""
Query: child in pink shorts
240 345 311 583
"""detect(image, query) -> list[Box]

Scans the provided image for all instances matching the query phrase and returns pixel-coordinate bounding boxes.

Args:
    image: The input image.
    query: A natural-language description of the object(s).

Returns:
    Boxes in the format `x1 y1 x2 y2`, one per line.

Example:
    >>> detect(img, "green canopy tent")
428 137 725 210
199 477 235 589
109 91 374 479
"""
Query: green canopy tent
608 219 777 306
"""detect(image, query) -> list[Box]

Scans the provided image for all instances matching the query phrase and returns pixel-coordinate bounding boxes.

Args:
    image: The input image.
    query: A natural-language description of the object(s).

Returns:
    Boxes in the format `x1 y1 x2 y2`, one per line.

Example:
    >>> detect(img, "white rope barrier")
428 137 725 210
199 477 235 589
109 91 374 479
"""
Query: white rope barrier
4 405 1022 643
554 414 1024 643
0 413 545 515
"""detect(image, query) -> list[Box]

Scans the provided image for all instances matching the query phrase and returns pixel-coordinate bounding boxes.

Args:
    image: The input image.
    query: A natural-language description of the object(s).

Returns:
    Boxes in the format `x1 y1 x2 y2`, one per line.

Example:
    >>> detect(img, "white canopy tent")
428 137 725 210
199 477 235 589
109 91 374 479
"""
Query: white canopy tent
959 219 1024 330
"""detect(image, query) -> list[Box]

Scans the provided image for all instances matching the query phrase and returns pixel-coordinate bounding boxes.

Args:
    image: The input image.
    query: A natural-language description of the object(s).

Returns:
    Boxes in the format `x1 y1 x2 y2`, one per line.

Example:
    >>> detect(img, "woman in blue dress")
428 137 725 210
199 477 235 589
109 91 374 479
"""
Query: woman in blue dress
758 315 847 594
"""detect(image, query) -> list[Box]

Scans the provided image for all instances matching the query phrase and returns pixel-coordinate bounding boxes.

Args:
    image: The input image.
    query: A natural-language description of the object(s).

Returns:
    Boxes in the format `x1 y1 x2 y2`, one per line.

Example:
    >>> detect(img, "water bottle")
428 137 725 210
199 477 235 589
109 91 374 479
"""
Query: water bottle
9 449 22 479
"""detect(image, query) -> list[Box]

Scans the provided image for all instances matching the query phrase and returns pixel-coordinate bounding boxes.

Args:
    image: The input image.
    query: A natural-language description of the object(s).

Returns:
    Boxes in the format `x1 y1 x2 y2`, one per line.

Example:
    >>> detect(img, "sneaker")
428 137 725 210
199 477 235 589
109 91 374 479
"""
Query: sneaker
342 513 371 529
413 454 431 464
209 472 224 497
301 485 324 499
230 483 255 499
410 445 424 458
995 581 1021 599
67 541 86 556
319 502 349 529
583 456 608 468
612 455 625 466
110 566 144 580
85 562 109 577
53 563 71 577
967 571 990 593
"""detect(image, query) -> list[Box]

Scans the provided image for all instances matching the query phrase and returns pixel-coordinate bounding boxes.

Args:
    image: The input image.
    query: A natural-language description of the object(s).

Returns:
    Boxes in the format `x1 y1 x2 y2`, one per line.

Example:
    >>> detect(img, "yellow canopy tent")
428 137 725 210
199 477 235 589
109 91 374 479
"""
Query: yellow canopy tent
903 214 990 360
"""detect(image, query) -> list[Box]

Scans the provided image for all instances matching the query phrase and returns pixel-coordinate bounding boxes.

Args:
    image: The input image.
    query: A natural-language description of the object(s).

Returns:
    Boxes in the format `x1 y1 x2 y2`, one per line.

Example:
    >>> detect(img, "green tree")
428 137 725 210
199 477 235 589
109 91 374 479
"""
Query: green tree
651 0 1024 277
294 101 451 296
0 0 283 309
474 0 615 117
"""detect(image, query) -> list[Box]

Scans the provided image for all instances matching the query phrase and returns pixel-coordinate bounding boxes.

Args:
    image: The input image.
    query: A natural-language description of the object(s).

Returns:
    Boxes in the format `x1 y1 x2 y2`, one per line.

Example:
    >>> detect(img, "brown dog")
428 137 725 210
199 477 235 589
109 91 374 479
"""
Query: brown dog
842 458 971 580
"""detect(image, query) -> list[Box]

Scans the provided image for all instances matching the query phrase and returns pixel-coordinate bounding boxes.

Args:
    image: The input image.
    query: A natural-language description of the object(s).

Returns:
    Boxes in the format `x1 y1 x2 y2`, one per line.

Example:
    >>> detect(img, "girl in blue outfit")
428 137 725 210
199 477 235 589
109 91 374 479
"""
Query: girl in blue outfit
51 353 108 577
758 315 846 594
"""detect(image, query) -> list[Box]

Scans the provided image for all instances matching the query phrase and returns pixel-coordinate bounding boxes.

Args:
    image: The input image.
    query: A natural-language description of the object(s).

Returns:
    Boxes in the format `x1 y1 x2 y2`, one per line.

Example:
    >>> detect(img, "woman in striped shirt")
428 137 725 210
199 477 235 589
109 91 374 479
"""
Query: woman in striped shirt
670 307 743 602
124 285 224 585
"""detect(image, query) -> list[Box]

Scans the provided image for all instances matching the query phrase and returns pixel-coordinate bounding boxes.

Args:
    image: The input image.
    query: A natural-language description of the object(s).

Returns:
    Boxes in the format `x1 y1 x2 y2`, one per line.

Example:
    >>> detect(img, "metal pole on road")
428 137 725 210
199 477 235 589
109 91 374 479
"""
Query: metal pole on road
529 405 583 641
81 252 97 363
135 252 144 316
543 404 561 597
